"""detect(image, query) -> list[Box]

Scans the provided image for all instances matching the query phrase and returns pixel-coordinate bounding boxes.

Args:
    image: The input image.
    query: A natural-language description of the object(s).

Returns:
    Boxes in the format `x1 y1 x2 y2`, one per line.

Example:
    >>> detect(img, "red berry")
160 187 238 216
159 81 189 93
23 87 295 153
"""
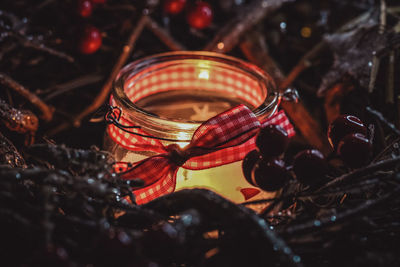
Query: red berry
242 150 261 185
164 0 186 15
186 1 213 29
328 115 367 150
79 25 102 54
256 124 289 158
92 0 106 3
77 0 93 18
252 158 288 191
293 149 328 186
338 133 372 168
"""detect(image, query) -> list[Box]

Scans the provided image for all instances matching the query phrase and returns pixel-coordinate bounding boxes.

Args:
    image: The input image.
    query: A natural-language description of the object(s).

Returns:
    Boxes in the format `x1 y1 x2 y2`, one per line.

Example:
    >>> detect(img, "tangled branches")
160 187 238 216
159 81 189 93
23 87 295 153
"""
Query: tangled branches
0 141 400 266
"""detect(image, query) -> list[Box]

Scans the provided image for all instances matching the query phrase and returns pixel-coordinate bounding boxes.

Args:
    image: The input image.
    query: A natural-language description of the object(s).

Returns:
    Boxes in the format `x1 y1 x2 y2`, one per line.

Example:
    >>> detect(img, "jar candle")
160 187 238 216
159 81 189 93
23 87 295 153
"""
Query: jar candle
104 51 293 212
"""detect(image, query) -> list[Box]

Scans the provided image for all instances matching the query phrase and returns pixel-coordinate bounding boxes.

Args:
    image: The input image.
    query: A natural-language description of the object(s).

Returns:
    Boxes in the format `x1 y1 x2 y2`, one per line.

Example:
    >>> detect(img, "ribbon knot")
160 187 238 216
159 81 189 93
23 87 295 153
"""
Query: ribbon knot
166 144 189 167
110 104 295 204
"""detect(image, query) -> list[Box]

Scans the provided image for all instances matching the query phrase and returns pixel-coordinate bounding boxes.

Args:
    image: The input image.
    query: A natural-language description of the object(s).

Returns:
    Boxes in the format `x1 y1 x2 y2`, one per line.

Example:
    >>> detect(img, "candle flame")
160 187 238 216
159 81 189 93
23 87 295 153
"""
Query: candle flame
198 70 210 80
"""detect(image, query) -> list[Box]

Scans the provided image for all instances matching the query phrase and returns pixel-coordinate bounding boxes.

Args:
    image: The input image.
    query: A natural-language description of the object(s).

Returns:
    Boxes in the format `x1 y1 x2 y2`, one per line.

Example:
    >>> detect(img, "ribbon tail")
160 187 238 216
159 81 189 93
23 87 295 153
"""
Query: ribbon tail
133 166 179 205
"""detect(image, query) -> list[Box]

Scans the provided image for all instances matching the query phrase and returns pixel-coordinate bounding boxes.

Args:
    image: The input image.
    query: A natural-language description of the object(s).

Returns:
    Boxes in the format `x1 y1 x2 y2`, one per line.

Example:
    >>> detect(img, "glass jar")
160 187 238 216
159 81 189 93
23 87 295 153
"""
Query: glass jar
104 51 282 212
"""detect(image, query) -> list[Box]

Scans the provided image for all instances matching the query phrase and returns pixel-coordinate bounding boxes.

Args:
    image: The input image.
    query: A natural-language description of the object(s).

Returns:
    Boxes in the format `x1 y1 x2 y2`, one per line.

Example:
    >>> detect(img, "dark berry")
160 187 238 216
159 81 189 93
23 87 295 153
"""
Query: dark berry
164 0 186 15
186 1 213 29
242 150 261 186
78 25 102 54
256 124 289 158
77 0 93 18
252 158 288 191
338 133 372 168
293 149 328 186
328 115 367 150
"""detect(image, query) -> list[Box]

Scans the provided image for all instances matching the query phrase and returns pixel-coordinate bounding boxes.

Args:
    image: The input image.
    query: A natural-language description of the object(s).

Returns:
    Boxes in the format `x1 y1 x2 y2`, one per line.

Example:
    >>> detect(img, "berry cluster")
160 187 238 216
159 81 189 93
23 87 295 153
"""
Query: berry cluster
242 125 290 192
328 115 372 168
76 0 105 54
163 0 213 29
242 114 372 193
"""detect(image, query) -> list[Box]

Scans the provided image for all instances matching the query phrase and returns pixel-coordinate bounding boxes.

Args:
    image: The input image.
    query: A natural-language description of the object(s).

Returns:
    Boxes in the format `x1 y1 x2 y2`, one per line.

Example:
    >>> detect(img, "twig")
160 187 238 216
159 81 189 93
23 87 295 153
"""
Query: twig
368 1 386 93
372 136 400 162
284 11 374 95
240 31 333 155
144 16 186 51
15 34 75 63
366 106 400 136
386 50 395 103
318 156 400 191
0 131 26 168
0 11 74 62
0 98 38 145
144 189 303 267
204 0 295 53
379 0 387 34
280 42 326 90
281 188 399 236
43 74 103 101
0 73 54 121
73 15 147 127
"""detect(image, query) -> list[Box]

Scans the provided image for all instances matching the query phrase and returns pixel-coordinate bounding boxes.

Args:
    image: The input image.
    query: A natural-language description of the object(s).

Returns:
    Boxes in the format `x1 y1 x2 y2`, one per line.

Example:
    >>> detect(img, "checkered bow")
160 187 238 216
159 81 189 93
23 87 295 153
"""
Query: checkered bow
109 104 294 204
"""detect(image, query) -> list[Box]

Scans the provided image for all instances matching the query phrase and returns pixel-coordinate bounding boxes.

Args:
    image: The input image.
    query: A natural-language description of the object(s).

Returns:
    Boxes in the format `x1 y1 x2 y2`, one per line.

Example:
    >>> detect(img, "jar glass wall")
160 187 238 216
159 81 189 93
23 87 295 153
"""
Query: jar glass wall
104 51 280 211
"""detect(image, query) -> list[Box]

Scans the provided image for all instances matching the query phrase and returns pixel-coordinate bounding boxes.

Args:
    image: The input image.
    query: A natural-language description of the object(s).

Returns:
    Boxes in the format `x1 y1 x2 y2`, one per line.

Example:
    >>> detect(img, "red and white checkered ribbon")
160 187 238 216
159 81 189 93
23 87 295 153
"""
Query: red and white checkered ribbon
109 105 294 204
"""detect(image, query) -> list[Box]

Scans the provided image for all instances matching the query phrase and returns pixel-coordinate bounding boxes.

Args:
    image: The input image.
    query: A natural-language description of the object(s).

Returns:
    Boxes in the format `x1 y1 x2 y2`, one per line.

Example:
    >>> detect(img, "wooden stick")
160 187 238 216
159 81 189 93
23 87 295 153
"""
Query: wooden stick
0 98 39 134
16 35 75 63
318 156 400 192
44 74 103 101
240 31 332 155
280 42 326 90
73 15 147 127
284 11 374 95
386 50 395 104
204 0 295 53
144 16 186 51
368 2 386 93
0 73 54 121
0 12 74 63
0 131 26 168
366 106 400 136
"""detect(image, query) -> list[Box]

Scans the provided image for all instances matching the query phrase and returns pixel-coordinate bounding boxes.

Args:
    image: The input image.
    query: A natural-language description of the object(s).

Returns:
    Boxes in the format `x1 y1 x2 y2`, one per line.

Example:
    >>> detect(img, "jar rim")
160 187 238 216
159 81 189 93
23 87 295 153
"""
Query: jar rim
112 51 279 140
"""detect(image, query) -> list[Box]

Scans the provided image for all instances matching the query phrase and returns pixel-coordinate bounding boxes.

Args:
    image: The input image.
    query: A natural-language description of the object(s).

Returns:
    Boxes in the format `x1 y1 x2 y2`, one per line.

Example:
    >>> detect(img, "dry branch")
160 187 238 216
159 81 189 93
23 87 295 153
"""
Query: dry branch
240 31 332 155
0 73 54 121
204 0 295 53
73 15 147 127
144 16 186 51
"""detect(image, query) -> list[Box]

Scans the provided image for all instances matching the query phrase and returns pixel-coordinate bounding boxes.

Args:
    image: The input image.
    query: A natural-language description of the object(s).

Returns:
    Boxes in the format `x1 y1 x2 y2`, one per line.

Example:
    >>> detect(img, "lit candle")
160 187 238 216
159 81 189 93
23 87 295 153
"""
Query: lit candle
105 51 291 212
